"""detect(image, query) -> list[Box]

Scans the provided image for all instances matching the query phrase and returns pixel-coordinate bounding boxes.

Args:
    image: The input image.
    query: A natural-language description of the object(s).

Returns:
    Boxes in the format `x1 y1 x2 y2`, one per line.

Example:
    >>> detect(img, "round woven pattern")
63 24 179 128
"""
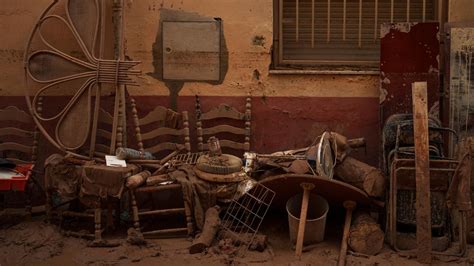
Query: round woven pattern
196 154 243 174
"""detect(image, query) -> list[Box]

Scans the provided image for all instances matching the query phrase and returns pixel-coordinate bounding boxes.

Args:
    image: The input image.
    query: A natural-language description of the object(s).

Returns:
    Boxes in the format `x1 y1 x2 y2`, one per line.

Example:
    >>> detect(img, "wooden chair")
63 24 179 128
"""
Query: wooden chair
131 99 191 158
195 95 251 157
129 99 193 238
0 103 41 212
47 106 133 243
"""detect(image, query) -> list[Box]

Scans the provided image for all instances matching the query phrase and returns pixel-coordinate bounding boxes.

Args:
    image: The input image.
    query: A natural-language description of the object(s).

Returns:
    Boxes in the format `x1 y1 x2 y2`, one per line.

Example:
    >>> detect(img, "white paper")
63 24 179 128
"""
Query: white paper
105 155 127 167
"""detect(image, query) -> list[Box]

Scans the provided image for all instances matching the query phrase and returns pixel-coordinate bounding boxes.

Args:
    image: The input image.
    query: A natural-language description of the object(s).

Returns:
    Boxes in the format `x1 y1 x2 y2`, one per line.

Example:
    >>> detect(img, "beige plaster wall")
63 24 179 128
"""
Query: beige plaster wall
123 0 379 98
0 0 51 96
449 0 474 22
2 0 472 99
0 0 379 98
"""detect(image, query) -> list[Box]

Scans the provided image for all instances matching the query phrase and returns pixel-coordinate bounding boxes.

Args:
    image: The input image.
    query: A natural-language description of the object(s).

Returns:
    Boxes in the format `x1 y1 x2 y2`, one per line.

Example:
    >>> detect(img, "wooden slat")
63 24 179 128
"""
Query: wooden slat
95 144 111 154
141 127 185 141
142 228 188 237
136 183 181 193
0 142 32 154
0 106 32 124
5 158 33 164
202 139 245 151
202 124 247 136
200 104 245 121
0 127 34 138
139 106 171 126
138 208 185 216
96 129 112 140
98 108 113 125
146 142 184 154
412 82 432 264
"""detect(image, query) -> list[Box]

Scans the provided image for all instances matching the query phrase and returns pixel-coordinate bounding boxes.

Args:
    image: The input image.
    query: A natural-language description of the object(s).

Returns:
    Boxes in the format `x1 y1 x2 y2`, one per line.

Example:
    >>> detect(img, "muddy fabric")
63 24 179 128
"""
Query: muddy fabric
168 165 241 230
169 165 213 230
44 154 82 202
80 164 140 208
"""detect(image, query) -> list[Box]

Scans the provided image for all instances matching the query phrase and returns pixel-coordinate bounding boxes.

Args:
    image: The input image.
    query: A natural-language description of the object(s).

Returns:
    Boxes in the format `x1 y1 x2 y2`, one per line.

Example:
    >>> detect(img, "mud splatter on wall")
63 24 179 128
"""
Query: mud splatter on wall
449 27 474 140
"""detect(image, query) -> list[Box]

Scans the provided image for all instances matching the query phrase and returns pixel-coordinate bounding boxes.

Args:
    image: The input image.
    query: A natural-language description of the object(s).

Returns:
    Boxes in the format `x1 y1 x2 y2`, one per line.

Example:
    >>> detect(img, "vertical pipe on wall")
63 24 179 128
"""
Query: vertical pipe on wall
374 0 378 41
358 0 362 48
343 0 346 41
312 0 315 47
327 0 331 43
390 0 394 23
279 0 284 63
406 0 410 22
296 0 299 41
422 0 426 22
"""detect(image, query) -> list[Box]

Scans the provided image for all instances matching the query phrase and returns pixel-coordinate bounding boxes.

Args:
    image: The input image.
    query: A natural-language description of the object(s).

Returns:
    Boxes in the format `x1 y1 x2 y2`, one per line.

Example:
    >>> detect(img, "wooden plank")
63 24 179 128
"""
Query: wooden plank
202 124 247 136
0 127 34 139
200 104 245 120
141 127 185 140
412 81 432 264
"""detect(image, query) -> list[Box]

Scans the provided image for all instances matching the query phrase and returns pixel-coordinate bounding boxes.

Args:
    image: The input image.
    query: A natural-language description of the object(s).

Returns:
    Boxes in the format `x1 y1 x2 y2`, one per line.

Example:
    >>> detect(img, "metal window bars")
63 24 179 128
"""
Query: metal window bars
289 0 432 47
221 183 275 253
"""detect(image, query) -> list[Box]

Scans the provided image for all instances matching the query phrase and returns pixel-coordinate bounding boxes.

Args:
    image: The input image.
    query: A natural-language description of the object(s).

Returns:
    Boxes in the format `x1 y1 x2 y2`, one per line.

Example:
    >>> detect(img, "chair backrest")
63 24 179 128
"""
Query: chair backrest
131 99 191 159
0 103 41 164
195 95 251 156
91 108 114 157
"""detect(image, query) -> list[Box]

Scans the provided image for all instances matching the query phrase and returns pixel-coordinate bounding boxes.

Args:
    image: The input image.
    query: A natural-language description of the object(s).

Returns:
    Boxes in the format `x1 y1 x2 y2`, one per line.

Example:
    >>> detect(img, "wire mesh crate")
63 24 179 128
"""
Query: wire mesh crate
221 182 275 252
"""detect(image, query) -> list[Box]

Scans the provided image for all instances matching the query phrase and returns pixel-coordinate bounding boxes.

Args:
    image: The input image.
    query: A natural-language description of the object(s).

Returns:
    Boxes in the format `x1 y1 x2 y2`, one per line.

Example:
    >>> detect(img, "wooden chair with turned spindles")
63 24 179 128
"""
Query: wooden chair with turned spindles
195 94 252 158
0 97 42 213
128 98 193 238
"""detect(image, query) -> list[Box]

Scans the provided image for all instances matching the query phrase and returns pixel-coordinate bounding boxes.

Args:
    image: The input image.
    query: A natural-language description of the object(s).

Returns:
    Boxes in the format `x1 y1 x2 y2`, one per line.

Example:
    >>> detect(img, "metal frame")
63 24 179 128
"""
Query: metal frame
221 183 275 253
387 123 467 257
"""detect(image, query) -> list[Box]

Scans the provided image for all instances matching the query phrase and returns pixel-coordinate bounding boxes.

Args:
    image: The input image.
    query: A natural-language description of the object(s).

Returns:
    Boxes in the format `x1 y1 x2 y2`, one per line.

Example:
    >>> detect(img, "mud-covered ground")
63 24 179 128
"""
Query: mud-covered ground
1 212 473 266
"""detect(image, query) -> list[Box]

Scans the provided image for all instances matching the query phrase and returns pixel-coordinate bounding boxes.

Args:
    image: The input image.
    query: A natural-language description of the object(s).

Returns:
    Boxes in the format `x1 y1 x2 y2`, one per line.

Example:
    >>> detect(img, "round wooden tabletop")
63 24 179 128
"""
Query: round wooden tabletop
259 174 371 209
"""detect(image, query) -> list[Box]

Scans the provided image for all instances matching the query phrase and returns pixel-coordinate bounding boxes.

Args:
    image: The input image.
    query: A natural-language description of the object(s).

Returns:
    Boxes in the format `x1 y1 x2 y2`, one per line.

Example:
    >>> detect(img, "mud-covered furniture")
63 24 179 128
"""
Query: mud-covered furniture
195 95 251 157
129 100 193 238
131 99 190 159
383 114 467 256
45 155 140 242
0 105 42 212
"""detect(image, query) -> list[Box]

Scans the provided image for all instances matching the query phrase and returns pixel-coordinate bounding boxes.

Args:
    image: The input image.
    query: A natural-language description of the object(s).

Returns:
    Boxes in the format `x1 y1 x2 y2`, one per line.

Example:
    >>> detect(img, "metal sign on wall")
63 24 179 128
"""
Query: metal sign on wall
162 21 221 81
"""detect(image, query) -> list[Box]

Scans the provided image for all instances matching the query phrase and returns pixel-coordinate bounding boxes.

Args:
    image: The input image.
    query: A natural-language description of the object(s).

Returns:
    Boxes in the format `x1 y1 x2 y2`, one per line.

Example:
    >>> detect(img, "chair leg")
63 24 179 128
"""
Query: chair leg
183 196 194 236
94 208 102 241
106 200 114 231
129 189 141 232
25 179 33 215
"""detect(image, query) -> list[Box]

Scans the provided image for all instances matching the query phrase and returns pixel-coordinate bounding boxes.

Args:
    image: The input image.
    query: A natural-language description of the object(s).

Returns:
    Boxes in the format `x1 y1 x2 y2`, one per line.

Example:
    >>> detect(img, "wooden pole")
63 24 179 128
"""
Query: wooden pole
295 183 315 258
412 81 432 264
338 200 356 266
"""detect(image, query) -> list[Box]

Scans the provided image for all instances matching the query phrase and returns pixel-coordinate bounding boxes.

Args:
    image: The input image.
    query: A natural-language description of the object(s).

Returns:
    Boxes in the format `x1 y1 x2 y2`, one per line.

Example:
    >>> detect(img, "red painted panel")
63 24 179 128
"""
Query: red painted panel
380 23 440 124
380 23 439 73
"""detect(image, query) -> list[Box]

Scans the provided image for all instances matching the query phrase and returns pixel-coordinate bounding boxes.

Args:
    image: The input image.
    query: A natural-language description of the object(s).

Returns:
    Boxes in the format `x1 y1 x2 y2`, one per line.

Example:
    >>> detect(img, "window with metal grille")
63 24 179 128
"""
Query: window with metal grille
273 0 440 70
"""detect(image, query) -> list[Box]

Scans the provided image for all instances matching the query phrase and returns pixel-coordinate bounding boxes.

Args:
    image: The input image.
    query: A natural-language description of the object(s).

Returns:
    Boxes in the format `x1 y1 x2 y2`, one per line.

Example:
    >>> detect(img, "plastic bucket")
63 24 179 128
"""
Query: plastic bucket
286 193 329 245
